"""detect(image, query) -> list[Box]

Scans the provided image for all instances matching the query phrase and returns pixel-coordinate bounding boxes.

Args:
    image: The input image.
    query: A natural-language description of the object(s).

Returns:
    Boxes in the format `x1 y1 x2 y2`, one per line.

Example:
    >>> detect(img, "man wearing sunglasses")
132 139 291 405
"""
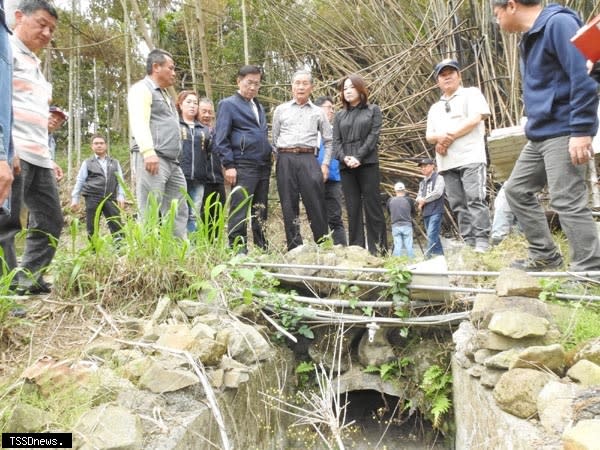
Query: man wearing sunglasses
426 59 492 253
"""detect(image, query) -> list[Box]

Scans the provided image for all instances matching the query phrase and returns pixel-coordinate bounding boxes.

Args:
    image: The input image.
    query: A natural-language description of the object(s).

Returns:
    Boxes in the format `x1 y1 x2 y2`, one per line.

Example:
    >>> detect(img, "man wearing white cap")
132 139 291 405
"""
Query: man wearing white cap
426 58 491 253
387 181 415 259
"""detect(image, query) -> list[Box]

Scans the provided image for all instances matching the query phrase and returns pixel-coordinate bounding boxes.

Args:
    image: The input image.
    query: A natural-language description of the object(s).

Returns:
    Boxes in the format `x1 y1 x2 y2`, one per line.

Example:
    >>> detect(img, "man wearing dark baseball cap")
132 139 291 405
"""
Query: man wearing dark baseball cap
425 57 491 253
48 106 68 164
416 157 445 258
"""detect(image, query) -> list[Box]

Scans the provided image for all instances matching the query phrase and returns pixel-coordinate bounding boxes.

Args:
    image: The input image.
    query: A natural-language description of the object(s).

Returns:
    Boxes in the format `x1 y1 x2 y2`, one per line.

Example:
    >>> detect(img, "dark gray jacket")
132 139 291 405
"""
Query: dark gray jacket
333 103 382 168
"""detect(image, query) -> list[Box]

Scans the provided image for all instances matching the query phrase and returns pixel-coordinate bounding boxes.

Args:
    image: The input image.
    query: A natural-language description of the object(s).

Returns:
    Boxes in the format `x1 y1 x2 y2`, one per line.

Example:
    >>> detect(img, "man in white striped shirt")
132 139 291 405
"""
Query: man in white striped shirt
0 0 62 295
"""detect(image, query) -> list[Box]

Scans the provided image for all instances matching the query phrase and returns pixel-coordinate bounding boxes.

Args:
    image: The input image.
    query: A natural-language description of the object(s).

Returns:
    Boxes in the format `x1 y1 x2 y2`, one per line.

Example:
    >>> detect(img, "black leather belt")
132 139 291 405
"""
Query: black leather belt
278 147 315 154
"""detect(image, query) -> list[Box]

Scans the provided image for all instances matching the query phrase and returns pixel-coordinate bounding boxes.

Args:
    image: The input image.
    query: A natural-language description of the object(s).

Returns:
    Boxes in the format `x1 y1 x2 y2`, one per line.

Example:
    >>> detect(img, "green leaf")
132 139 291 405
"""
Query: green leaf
297 325 314 339
211 264 227 278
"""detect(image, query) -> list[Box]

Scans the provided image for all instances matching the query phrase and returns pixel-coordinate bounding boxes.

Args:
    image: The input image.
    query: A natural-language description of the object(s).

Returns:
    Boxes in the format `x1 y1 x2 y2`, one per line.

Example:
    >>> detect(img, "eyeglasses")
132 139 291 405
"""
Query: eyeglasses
444 100 451 113
243 79 261 88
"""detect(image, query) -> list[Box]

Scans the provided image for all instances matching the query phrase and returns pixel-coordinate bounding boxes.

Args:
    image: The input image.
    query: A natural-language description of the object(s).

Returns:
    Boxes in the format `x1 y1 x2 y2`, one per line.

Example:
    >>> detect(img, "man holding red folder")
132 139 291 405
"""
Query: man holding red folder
493 0 600 273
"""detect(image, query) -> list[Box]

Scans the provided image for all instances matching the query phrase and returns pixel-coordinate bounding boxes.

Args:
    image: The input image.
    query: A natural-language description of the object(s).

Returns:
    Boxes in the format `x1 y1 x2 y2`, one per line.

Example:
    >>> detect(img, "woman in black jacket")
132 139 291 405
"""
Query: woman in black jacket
176 90 210 232
333 74 387 254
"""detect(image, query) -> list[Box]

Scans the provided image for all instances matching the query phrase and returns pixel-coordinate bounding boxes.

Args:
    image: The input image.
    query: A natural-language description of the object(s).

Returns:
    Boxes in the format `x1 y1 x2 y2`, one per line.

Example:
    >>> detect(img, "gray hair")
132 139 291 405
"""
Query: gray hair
292 70 313 84
198 97 214 107
146 49 173 75
491 0 540 6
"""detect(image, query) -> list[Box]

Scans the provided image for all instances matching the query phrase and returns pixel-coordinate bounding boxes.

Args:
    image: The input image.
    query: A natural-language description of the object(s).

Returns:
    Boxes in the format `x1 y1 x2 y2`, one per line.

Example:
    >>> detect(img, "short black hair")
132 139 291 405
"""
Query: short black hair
146 49 173 75
314 96 334 107
18 0 58 19
237 65 263 80
91 133 106 143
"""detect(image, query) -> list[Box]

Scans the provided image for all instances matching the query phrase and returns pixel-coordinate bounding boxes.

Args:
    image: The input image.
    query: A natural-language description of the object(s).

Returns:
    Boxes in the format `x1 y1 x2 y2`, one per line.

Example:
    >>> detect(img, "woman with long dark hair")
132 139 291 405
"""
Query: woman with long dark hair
176 90 210 232
333 74 387 254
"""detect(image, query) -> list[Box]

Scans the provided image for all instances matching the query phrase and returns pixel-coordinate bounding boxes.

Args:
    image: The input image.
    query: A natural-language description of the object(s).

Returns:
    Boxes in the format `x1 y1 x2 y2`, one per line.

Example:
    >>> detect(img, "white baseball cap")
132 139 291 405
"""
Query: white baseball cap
394 182 406 191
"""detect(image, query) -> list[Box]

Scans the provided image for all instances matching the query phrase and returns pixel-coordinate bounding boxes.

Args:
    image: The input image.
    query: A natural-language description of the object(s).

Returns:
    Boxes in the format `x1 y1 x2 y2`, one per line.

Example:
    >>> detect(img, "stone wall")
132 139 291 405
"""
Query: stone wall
452 269 600 450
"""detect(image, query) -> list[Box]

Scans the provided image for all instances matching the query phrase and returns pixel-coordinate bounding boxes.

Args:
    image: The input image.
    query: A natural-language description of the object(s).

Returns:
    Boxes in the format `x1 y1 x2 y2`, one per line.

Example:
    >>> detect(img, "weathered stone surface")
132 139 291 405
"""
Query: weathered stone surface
6 403 50 432
484 348 523 370
122 356 153 381
488 311 549 339
188 338 226 366
192 313 224 328
357 327 396 367
151 296 172 323
496 269 542 297
207 368 224 389
467 364 484 378
471 295 552 328
308 326 358 373
190 322 216 340
473 348 496 364
480 368 504 389
112 349 145 367
223 368 250 388
218 322 272 365
75 404 143 450
493 368 553 419
474 329 545 352
567 360 600 386
574 338 600 366
562 420 600 450
177 300 211 318
138 361 198 393
120 318 147 338
537 380 580 435
510 344 566 373
572 388 600 422
84 339 122 361
21 356 98 396
333 366 407 398
453 358 551 450
156 324 195 350
453 320 477 358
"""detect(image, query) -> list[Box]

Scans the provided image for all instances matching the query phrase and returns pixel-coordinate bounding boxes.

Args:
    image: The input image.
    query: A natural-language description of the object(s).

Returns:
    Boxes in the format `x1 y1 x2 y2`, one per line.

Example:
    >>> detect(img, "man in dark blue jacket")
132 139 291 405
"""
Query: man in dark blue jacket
214 65 272 252
494 0 600 272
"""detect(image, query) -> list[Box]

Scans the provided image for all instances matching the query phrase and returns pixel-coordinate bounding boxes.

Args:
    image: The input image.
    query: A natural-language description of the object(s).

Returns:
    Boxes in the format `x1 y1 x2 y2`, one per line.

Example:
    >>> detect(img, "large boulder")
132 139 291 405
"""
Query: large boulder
75 404 143 450
510 344 566 374
567 360 600 386
138 360 199 393
495 269 542 298
574 338 600 366
216 322 272 365
488 311 549 339
471 295 552 328
562 420 600 450
493 368 553 419
537 380 581 435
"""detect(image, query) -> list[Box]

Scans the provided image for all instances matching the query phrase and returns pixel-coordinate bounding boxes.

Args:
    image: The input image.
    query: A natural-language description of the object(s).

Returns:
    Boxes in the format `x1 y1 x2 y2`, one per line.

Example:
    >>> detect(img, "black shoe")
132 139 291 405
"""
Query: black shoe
15 279 52 295
510 253 564 272
9 306 27 318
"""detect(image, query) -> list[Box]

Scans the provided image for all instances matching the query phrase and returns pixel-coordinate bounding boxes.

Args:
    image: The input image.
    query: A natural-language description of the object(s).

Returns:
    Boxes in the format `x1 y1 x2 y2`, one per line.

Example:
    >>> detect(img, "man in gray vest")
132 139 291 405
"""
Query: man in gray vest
127 48 187 237
71 134 125 240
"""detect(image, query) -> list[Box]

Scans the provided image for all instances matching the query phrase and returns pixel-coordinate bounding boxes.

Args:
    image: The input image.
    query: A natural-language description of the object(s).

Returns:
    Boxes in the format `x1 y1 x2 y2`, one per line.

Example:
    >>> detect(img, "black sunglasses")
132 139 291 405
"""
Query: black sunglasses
444 100 451 113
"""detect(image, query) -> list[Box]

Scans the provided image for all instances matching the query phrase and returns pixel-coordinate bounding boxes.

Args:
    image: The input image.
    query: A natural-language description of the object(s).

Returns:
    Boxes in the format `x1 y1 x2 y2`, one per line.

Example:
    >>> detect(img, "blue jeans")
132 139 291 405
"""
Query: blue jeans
505 136 600 271
423 213 444 258
391 224 414 259
185 179 205 233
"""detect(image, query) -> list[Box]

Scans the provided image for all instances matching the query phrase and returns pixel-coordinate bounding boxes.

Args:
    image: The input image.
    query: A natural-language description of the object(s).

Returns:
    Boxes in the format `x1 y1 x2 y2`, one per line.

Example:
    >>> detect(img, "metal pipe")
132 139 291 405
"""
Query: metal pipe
242 261 600 278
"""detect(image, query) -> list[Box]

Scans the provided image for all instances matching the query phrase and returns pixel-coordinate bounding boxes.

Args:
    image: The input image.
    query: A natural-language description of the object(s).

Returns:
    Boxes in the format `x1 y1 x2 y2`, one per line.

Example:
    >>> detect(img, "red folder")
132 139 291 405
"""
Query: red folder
571 14 600 62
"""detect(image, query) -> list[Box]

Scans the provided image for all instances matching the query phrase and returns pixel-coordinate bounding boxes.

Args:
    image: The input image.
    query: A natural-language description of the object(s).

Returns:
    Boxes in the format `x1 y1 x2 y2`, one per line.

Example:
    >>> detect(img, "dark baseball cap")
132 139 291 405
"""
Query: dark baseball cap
433 58 460 78
417 158 436 166
49 106 68 120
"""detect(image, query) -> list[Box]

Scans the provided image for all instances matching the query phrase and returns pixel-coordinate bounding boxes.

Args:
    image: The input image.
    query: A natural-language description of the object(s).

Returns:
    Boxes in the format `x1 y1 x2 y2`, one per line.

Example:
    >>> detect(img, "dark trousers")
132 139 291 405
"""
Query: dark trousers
324 180 347 246
228 161 270 251
340 163 387 255
276 152 328 251
0 160 63 278
84 196 123 238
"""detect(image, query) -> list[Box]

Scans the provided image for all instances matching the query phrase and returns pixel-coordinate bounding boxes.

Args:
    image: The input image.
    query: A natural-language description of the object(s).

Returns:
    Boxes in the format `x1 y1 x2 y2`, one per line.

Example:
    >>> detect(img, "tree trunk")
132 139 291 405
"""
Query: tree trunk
193 0 213 98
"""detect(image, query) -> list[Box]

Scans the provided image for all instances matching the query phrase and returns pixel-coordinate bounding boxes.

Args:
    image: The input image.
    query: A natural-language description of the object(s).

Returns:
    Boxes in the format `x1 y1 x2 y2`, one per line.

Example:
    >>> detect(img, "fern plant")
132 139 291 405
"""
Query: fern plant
420 364 452 430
